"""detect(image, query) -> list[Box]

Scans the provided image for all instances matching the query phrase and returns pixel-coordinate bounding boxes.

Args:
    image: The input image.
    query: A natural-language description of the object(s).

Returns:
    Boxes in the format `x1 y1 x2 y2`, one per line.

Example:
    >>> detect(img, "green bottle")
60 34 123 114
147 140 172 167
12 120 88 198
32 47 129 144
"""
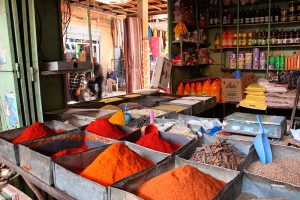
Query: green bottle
274 54 280 70
279 54 285 70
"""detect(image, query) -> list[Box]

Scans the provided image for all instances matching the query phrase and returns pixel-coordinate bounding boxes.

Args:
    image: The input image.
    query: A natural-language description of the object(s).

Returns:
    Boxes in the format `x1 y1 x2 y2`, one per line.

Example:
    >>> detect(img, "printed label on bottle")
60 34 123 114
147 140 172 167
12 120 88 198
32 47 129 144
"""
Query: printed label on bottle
275 16 279 22
255 17 260 23
233 19 237 24
251 18 255 23
296 38 300 43
265 16 269 23
282 39 287 44
277 39 282 44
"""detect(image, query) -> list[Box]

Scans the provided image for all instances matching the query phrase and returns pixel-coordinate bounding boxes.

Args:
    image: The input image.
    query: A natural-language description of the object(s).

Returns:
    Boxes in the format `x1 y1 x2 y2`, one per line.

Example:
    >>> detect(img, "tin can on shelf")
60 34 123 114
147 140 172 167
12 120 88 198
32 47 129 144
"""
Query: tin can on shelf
281 9 288 22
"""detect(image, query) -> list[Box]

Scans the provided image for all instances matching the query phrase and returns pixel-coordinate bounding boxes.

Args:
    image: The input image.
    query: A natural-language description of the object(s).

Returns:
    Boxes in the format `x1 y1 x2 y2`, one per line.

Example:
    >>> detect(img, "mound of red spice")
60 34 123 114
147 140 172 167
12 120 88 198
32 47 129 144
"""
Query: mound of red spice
51 144 89 159
136 164 226 200
80 142 153 186
136 125 180 153
85 118 127 139
12 122 56 144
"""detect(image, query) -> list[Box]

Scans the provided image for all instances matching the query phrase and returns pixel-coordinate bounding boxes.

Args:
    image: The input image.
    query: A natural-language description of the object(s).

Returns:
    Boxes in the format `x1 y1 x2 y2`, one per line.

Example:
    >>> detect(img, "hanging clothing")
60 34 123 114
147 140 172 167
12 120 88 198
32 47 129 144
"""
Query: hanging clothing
124 17 143 93
112 18 124 48
148 26 153 38
149 37 163 58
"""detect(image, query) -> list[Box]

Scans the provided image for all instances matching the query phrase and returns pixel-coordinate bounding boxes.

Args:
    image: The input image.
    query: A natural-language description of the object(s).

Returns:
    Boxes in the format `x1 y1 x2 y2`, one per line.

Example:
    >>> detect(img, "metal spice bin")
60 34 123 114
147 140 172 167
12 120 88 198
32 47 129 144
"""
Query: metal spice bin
18 130 111 185
178 135 252 171
223 112 287 139
244 144 300 188
111 156 240 200
66 101 105 109
157 102 193 115
53 141 170 200
219 172 300 200
84 125 141 143
0 120 77 165
120 130 197 156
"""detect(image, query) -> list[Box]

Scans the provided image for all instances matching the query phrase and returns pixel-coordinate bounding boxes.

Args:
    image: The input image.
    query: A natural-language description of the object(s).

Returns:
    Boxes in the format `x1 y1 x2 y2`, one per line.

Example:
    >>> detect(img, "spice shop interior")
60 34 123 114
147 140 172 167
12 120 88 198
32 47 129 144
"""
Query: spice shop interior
0 0 300 199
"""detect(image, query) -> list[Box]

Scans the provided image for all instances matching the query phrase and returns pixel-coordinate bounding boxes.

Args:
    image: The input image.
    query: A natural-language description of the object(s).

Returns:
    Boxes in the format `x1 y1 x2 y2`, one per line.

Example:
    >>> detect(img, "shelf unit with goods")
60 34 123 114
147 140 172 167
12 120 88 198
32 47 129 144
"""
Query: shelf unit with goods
203 0 300 79
169 0 213 93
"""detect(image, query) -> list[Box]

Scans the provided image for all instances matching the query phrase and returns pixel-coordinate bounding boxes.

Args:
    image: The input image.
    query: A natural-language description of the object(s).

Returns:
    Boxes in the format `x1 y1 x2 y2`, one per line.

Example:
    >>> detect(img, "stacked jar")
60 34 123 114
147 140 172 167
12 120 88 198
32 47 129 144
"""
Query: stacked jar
238 52 245 69
253 48 260 69
260 52 267 69
245 52 253 69
229 52 237 69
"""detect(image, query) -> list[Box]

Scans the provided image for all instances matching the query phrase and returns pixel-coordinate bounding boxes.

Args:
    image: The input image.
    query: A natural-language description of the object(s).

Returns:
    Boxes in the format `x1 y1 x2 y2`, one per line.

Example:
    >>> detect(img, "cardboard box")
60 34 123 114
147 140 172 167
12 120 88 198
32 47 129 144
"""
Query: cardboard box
150 57 172 91
221 73 254 102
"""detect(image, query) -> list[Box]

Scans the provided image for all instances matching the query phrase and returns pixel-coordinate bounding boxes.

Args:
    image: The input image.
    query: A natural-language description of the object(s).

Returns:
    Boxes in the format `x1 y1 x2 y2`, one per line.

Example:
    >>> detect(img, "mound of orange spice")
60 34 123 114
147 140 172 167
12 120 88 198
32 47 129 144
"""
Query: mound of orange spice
80 142 153 186
136 165 226 200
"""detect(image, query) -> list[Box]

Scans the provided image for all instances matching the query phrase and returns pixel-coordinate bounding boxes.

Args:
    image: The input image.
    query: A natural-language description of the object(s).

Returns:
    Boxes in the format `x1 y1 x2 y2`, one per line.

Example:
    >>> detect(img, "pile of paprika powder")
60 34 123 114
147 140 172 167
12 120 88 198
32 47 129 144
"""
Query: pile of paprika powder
12 122 56 144
85 118 127 139
51 143 89 159
135 125 180 153
136 164 226 200
80 142 153 186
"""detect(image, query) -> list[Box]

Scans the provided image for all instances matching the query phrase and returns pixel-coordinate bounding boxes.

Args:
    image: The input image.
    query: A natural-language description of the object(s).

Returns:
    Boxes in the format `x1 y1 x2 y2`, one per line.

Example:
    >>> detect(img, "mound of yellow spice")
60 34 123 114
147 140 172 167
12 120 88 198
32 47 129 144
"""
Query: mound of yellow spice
136 165 225 200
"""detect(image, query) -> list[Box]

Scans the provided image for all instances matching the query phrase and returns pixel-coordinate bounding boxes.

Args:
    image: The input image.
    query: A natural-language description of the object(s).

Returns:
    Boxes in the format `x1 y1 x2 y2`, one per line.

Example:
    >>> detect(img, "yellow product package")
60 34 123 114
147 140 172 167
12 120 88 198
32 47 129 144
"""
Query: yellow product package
240 99 267 110
244 91 265 96
245 84 267 92
245 95 266 101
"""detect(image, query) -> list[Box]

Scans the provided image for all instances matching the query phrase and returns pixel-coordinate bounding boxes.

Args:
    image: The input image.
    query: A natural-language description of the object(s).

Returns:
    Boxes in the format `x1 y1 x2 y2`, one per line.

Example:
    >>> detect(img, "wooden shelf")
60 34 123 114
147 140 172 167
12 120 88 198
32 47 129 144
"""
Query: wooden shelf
222 68 300 72
210 44 300 51
206 21 300 29
172 40 197 44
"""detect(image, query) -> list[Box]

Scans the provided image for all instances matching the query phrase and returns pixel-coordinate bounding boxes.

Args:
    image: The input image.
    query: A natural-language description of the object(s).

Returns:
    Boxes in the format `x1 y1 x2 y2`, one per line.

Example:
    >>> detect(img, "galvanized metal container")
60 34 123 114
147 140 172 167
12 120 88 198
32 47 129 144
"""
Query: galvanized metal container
18 130 111 185
111 156 240 200
223 112 287 139
121 130 197 156
53 141 169 200
178 135 252 171
85 125 141 144
244 144 300 189
130 95 173 107
219 172 300 200
180 96 217 113
67 101 105 109
156 102 193 115
0 121 77 165
172 114 220 132
73 109 117 119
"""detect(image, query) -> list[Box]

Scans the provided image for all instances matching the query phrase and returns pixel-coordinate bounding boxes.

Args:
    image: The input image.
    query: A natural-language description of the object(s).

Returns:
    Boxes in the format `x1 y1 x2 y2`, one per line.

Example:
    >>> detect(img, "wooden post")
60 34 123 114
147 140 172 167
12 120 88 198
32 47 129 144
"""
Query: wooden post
137 0 150 89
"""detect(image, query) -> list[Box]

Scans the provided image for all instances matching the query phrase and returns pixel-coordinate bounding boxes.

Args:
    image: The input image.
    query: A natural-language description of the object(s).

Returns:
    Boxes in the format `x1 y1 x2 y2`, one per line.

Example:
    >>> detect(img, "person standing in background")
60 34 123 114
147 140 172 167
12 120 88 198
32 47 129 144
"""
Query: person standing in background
87 57 103 99
69 58 86 102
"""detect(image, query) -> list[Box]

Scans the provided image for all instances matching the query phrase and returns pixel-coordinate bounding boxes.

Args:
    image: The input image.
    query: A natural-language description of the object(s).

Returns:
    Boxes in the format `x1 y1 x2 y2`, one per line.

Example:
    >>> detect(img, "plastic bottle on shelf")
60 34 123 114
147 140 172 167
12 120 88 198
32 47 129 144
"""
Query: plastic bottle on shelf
274 54 280 70
176 82 184 96
222 31 227 48
215 33 221 49
202 79 211 96
196 82 203 96
279 54 285 70
210 80 221 103
227 31 233 47
190 82 196 96
184 83 191 95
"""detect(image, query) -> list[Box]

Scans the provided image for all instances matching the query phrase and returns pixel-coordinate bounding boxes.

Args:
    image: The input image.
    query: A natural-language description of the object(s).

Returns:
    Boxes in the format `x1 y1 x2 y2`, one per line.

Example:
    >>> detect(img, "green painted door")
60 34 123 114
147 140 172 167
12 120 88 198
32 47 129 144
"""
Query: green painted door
0 0 24 130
